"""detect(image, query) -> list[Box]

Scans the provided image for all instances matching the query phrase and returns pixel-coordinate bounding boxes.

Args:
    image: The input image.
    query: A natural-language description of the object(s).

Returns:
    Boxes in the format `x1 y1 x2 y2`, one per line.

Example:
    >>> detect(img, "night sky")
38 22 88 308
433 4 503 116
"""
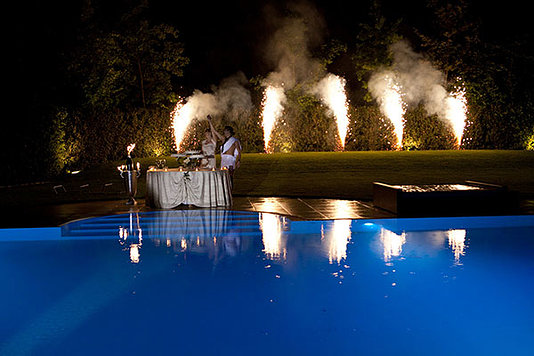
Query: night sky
9 0 533 99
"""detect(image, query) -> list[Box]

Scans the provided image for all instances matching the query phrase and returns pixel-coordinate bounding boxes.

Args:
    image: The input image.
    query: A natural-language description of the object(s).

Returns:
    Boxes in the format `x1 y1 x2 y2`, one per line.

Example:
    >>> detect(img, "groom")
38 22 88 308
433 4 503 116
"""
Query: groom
207 116 242 182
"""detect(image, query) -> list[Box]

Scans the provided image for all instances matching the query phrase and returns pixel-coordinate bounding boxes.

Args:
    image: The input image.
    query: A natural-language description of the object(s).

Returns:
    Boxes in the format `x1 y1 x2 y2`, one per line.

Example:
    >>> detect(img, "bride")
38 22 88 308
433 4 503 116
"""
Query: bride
200 128 217 169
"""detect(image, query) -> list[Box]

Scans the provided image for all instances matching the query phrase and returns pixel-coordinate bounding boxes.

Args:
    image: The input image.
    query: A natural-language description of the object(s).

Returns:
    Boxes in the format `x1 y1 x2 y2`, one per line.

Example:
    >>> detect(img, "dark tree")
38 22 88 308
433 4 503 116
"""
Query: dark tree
70 1 189 110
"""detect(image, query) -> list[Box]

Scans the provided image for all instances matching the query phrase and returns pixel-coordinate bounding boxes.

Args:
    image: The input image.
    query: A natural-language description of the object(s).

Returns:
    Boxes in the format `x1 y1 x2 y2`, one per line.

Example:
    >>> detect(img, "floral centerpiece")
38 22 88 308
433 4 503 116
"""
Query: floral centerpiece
171 151 204 170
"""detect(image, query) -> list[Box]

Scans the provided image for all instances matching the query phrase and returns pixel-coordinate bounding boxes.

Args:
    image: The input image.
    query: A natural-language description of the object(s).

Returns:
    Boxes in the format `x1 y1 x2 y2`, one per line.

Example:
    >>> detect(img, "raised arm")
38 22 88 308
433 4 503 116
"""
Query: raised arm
207 115 224 141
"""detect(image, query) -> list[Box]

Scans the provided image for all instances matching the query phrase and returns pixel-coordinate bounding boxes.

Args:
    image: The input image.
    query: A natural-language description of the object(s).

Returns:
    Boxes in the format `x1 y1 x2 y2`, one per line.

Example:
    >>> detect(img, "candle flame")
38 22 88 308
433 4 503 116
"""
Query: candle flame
126 143 136 155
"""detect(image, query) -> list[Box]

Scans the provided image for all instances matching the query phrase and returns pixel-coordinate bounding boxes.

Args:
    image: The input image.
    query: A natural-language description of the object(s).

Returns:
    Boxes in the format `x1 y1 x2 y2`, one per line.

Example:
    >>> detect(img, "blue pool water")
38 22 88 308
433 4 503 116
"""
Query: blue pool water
1 210 533 355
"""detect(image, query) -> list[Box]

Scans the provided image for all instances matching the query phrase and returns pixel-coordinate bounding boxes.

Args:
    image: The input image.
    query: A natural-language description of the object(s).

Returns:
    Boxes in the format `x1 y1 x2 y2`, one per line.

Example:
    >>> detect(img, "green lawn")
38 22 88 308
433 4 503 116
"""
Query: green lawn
1 150 533 206
235 150 534 199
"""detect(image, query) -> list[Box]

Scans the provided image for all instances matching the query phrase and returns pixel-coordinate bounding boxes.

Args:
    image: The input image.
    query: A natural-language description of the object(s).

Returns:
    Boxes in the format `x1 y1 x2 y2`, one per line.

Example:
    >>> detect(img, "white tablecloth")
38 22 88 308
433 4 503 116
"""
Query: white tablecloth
146 169 232 208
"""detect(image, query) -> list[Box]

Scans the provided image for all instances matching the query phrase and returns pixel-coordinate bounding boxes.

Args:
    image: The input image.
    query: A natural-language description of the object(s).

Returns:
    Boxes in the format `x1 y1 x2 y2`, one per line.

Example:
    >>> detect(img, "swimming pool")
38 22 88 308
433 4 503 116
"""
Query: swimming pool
1 210 533 355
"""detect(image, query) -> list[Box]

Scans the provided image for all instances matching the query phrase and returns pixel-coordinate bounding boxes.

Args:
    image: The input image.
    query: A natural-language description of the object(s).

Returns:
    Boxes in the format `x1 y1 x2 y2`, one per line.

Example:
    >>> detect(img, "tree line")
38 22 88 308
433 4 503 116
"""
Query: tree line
3 0 533 185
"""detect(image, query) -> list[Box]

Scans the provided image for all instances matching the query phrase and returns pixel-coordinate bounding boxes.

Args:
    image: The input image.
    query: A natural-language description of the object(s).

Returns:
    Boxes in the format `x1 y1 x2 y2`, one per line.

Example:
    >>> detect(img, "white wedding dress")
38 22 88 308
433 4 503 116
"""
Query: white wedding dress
201 139 216 169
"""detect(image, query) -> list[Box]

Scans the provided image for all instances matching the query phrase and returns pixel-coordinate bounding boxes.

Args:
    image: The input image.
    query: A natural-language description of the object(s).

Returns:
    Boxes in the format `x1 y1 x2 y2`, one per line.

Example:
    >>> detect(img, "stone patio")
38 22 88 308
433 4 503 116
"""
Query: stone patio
0 196 394 228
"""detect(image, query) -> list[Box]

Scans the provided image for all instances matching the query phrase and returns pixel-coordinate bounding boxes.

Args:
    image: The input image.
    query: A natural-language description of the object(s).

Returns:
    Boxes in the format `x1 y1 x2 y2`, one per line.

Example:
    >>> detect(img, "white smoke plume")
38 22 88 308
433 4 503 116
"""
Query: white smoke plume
368 40 467 146
260 1 354 151
171 72 252 150
211 72 253 120
259 1 326 152
389 41 449 118
262 1 325 88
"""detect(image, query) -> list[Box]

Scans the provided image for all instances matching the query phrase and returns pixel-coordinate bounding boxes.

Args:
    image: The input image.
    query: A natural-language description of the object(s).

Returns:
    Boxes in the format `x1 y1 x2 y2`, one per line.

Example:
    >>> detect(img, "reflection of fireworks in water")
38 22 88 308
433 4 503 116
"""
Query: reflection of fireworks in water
380 228 406 262
313 74 350 149
259 212 286 260
261 86 286 153
445 85 468 148
323 220 352 265
118 213 143 264
448 229 466 264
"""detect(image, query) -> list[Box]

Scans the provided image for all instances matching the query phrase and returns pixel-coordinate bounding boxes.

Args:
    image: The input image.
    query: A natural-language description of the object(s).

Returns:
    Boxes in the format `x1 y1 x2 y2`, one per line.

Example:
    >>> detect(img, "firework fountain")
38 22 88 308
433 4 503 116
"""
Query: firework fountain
170 91 219 152
369 41 468 149
170 73 253 152
368 71 406 149
311 74 351 149
445 86 468 147
261 85 287 153
170 100 190 152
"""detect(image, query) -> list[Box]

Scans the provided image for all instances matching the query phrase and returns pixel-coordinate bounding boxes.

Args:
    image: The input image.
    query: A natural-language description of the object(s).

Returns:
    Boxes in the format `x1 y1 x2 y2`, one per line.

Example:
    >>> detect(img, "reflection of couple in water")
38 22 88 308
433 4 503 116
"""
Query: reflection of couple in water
202 115 242 184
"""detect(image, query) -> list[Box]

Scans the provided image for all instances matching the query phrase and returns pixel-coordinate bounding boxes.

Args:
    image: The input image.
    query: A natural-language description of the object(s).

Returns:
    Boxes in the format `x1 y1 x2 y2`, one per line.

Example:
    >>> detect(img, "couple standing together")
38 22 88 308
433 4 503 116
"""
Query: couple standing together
201 115 241 178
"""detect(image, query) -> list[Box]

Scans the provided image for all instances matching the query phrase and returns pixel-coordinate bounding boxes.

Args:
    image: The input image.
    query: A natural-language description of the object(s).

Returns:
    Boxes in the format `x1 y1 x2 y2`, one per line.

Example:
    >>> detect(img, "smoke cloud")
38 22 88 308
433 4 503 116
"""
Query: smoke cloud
370 40 460 123
189 71 253 120
262 1 325 88
259 1 352 149
390 41 450 119
171 72 253 150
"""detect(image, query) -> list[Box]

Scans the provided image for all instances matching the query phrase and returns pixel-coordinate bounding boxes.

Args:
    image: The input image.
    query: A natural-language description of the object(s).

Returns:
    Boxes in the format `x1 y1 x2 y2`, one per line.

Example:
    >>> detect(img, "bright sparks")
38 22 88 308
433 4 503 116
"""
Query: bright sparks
382 76 406 149
261 86 286 153
313 74 350 148
368 72 406 149
170 99 194 152
445 85 468 148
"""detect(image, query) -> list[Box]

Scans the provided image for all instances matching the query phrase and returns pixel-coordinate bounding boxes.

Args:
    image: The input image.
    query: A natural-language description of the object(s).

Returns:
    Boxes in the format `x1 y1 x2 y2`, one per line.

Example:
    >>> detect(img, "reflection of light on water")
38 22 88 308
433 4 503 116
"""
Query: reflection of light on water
259 213 286 261
380 228 406 262
322 220 352 264
118 212 143 264
448 229 466 264
118 227 128 242
130 244 140 264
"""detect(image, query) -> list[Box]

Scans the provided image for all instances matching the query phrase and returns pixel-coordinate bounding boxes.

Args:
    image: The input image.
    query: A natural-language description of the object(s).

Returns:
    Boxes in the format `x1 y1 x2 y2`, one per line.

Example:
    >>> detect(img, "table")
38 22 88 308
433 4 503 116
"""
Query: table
146 169 232 208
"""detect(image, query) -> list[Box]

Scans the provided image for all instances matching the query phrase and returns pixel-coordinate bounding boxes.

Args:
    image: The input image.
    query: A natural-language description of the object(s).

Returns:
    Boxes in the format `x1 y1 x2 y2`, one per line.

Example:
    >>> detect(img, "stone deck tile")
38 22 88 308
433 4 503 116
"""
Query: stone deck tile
0 196 395 229
234 197 394 220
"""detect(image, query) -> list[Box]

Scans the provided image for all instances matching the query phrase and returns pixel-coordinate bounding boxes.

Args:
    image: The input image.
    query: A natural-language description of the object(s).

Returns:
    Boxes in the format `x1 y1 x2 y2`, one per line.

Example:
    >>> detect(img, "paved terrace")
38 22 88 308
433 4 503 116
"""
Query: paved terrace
2 196 532 228
0 197 395 228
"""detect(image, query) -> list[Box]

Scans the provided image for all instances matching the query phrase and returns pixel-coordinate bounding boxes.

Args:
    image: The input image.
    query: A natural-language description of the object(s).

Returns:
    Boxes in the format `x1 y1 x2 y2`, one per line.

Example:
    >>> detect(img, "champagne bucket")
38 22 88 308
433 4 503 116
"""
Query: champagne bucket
118 156 141 205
